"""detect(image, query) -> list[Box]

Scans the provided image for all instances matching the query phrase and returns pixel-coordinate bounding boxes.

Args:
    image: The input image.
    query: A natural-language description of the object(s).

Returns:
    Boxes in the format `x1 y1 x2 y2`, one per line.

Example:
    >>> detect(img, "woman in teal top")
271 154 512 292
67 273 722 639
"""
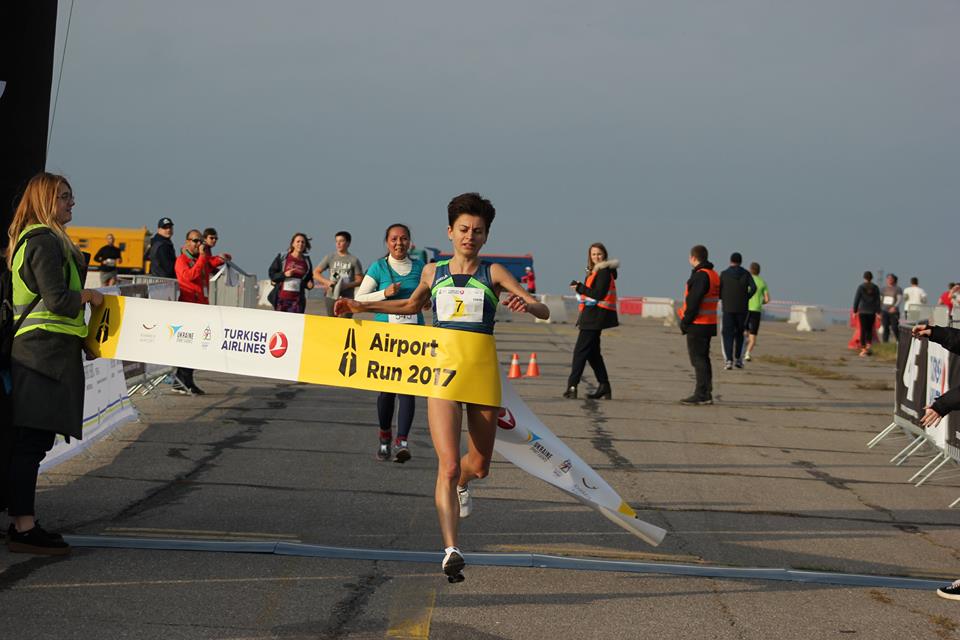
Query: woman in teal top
354 224 424 463
337 193 549 583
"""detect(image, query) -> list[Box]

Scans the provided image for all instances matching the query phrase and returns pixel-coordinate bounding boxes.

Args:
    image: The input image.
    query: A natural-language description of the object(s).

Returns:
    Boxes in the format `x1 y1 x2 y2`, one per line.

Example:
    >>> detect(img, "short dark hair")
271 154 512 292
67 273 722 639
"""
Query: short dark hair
750 262 760 275
203 227 217 238
887 273 898 283
910 277 918 285
690 245 708 263
335 231 352 244
447 192 496 231
730 252 742 265
863 271 873 281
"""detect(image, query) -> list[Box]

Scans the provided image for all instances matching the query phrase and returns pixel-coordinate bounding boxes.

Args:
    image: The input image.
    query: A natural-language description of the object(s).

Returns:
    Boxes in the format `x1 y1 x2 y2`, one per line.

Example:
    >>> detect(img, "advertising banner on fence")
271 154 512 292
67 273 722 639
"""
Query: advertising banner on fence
896 326 928 422
40 357 137 472
86 295 502 407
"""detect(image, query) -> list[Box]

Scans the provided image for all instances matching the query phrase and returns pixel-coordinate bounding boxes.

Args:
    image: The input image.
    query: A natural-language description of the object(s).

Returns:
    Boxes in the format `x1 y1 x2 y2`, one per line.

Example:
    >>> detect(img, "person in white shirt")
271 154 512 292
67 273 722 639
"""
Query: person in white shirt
903 277 928 313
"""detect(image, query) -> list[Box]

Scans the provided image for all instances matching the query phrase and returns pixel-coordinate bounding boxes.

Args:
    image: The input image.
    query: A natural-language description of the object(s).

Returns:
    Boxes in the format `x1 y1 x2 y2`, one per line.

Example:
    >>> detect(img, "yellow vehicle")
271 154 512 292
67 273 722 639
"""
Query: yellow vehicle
68 226 151 273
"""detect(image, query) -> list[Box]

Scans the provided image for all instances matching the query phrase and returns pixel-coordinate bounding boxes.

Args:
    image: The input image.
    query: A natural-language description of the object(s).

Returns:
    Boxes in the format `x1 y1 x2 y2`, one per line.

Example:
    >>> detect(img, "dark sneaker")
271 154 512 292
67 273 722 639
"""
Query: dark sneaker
442 547 465 583
734 359 744 369
189 385 206 396
376 440 391 461
680 395 714 406
7 522 63 542
7 524 70 556
937 580 960 601
394 438 411 464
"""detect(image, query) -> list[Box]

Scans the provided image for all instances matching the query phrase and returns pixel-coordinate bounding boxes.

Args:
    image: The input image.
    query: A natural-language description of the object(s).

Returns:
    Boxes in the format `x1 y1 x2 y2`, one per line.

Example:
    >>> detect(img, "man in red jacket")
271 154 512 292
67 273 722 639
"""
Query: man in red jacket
172 229 210 394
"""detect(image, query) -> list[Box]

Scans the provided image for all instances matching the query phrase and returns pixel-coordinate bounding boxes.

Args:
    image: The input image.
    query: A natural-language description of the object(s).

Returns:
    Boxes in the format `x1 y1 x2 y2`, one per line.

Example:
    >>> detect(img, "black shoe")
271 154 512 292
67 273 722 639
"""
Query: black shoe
938 580 960 601
587 383 612 400
189 385 206 396
376 440 391 461
680 395 714 406
562 386 577 399
442 547 465 583
7 524 70 556
7 522 62 542
394 438 411 464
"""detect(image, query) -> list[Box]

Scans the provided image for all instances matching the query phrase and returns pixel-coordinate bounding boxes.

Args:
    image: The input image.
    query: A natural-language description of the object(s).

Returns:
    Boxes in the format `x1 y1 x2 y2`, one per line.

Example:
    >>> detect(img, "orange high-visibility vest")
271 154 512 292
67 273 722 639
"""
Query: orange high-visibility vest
678 268 720 324
578 271 618 312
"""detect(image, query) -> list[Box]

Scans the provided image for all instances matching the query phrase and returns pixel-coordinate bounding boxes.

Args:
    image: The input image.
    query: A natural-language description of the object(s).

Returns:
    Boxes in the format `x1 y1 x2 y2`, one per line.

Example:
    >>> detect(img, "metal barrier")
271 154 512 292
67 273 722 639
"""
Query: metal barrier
209 262 259 309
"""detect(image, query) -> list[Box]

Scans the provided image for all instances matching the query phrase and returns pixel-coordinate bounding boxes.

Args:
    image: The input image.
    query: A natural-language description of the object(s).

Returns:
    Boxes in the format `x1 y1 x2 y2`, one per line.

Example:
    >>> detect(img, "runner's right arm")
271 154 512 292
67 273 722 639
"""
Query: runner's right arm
336 263 435 316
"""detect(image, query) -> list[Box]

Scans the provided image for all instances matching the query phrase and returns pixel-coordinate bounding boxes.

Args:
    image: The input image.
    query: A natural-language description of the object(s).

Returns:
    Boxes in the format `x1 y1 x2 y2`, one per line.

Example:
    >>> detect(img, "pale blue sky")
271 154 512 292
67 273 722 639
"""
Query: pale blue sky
47 1 959 307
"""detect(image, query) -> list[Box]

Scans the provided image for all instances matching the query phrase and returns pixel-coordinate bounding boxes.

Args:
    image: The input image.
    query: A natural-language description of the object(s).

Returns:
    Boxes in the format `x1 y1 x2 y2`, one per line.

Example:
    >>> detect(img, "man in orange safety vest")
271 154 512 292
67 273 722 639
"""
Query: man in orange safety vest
678 244 720 405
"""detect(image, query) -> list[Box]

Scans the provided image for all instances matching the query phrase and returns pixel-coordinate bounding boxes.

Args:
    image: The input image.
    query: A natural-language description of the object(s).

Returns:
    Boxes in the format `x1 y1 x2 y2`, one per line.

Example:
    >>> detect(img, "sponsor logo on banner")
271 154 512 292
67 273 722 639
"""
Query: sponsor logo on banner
221 327 274 355
527 430 553 461
339 329 357 377
139 323 159 344
497 408 517 430
553 459 573 478
269 332 288 358
168 324 195 344
201 325 213 349
95 309 111 344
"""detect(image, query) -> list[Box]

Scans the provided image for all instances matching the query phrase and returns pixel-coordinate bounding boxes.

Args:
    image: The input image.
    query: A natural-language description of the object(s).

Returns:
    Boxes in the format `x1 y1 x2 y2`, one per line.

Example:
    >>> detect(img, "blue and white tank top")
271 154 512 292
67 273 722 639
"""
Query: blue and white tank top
430 260 498 335
366 257 425 325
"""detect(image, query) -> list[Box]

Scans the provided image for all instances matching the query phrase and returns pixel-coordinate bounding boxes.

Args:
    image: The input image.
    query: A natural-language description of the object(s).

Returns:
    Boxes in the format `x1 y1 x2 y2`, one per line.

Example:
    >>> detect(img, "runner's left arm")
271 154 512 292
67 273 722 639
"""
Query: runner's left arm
490 263 549 320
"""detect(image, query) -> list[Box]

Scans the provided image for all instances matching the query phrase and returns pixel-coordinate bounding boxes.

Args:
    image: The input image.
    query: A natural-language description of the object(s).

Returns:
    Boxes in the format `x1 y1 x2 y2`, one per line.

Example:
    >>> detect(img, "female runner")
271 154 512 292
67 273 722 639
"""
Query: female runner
336 193 549 582
354 223 424 462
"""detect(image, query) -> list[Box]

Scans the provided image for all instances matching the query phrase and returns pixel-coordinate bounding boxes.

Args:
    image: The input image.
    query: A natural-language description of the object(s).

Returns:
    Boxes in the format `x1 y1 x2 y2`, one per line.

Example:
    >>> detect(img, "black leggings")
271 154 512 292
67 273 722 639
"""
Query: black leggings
2 427 56 517
377 393 415 439
567 329 609 387
858 313 875 348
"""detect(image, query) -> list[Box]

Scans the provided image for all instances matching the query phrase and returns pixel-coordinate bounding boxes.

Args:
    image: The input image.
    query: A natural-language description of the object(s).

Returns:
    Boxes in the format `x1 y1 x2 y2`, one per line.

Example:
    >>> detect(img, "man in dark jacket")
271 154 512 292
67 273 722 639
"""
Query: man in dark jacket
719 252 756 370
679 245 720 405
148 217 176 278
911 321 960 601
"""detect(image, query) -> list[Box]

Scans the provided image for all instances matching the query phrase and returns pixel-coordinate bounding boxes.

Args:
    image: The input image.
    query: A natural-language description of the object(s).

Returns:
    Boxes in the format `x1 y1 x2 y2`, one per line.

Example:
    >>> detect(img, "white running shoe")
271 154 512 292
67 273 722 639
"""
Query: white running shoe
457 485 472 519
744 351 752 362
442 546 465 583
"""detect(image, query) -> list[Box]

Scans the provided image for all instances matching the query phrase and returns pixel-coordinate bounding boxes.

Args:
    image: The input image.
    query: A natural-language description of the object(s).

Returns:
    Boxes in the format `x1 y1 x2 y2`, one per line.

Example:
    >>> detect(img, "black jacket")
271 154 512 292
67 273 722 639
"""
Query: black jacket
574 260 619 331
930 326 960 417
719 265 756 314
853 282 881 315
268 252 314 310
11 232 87 438
148 233 176 278
680 260 717 336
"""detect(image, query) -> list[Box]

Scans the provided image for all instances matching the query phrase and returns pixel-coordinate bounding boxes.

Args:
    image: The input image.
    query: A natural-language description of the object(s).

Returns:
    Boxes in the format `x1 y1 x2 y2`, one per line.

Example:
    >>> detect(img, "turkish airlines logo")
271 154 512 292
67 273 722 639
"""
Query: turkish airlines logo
339 328 357 377
497 407 517 430
268 332 288 358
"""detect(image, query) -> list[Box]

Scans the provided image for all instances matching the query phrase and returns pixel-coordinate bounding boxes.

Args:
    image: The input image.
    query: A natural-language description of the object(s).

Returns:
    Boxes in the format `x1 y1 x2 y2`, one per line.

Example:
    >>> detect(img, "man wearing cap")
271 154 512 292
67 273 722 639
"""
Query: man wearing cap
521 266 537 295
148 217 176 278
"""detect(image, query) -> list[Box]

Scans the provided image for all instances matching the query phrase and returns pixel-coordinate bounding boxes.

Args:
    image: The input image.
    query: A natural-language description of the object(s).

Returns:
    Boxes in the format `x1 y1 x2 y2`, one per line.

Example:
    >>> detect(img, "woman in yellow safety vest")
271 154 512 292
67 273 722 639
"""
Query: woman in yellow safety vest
564 242 619 400
2 172 103 555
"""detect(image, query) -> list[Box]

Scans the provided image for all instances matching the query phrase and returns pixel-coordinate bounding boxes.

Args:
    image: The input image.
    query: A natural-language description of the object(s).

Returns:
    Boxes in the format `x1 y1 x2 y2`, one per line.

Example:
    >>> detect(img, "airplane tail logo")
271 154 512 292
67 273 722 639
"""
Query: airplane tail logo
339 328 357 377
95 309 111 344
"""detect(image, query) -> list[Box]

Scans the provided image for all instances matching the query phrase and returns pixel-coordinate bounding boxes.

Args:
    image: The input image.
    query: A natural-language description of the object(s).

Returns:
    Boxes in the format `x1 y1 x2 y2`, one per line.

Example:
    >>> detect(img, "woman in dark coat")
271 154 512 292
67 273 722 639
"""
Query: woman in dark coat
268 233 314 313
3 172 103 555
564 242 619 399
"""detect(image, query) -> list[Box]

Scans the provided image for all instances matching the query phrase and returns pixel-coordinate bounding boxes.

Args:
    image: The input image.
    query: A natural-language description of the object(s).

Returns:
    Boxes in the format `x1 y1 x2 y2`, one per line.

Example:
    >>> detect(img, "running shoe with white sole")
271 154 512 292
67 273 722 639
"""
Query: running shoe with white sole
938 580 960 601
457 485 472 518
442 546 465 583
744 352 752 362
394 438 410 463
376 440 391 461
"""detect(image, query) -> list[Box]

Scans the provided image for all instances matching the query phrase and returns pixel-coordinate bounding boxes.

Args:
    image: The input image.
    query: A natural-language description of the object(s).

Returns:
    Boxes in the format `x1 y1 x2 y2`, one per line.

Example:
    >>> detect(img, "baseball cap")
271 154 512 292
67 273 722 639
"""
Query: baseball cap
158 217 174 228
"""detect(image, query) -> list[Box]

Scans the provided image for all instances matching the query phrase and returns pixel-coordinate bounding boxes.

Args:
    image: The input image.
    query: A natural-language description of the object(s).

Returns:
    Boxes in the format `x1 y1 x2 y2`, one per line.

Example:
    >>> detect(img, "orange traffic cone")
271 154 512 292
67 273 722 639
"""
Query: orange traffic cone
507 353 522 379
524 353 540 378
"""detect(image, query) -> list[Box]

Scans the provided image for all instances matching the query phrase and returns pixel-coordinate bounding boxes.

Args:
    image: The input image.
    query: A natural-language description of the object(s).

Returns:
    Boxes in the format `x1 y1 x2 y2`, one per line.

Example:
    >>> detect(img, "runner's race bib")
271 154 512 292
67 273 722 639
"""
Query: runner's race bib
435 287 484 323
283 278 301 292
882 295 895 306
388 313 419 324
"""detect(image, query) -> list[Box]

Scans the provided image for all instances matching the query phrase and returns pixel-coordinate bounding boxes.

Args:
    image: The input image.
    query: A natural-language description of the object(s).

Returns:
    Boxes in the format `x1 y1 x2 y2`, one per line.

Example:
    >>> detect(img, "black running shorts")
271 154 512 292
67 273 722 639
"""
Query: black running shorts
747 311 762 335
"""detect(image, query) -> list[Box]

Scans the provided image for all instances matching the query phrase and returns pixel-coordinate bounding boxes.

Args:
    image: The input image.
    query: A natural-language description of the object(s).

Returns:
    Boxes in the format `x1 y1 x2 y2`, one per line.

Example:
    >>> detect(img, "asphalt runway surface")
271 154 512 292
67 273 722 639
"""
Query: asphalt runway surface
3 313 960 639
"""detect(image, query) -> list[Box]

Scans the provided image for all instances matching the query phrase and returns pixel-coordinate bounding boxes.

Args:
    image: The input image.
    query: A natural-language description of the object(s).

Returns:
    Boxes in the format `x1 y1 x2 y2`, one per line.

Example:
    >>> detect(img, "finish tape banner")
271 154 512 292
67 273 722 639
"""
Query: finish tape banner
86 295 666 545
85 295 501 406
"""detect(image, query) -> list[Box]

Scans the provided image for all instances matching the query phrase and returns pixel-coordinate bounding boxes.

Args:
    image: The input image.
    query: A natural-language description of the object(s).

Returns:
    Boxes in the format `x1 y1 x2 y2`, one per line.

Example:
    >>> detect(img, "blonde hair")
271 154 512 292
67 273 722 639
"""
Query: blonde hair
6 172 83 268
